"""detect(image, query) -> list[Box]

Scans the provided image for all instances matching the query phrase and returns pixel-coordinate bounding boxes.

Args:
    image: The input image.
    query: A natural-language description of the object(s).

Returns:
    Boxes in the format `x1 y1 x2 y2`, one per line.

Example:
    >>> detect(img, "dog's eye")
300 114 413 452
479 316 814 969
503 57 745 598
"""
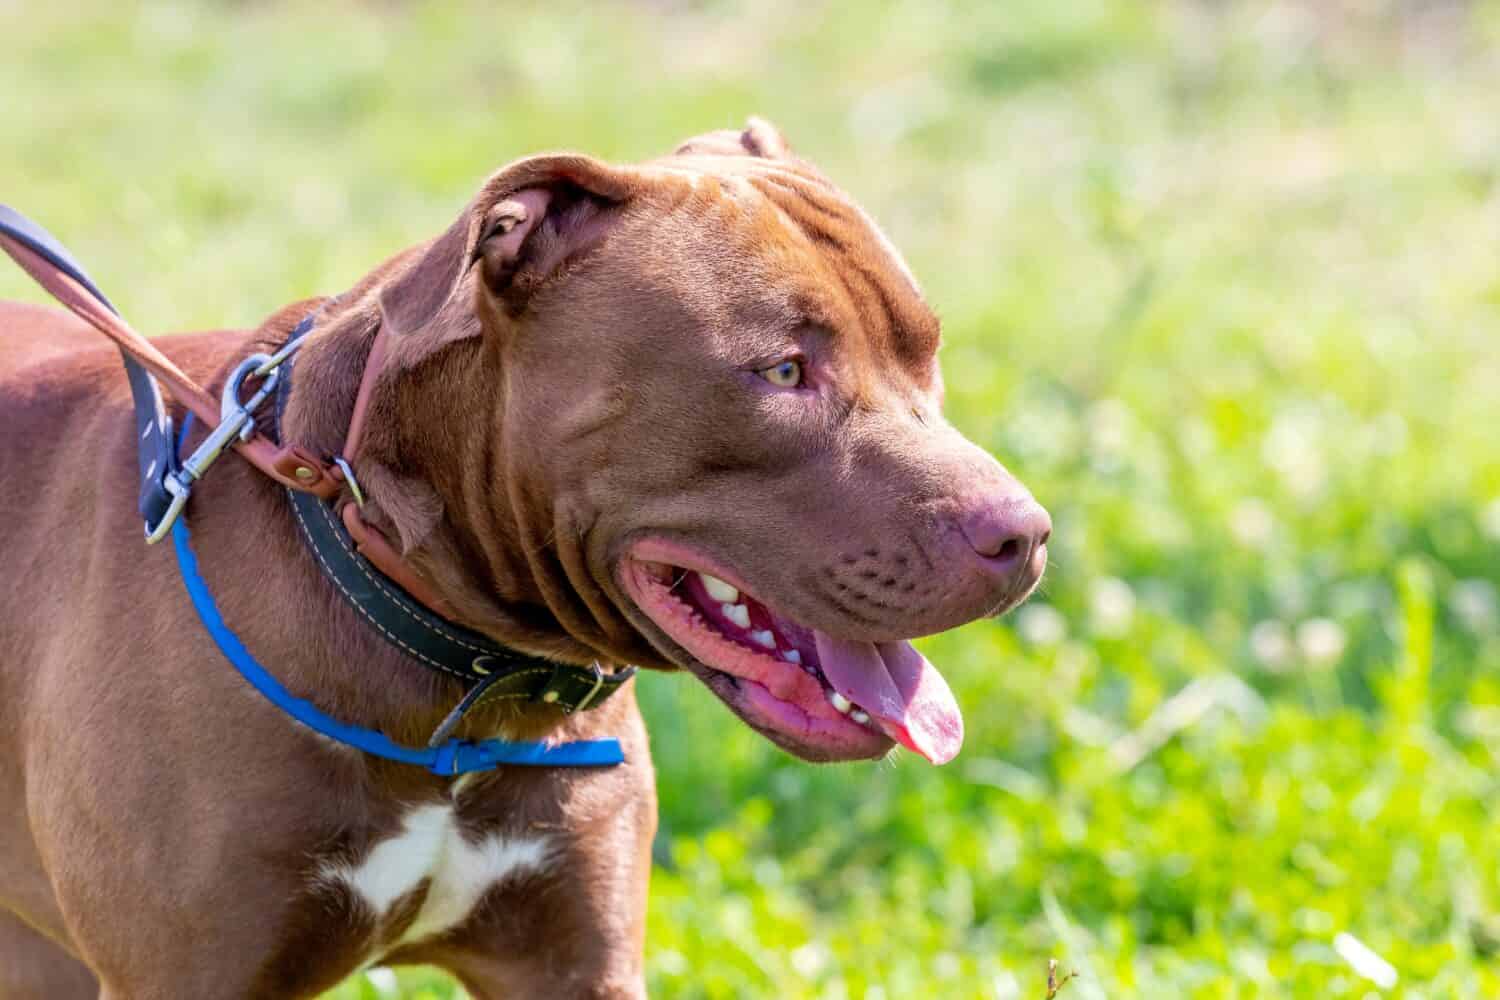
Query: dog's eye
759 359 804 388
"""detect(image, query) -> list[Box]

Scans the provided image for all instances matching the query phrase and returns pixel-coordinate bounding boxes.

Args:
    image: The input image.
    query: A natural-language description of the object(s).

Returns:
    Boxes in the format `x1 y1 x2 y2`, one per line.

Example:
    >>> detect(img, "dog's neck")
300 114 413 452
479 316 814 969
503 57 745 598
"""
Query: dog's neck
264 293 631 727
174 303 624 761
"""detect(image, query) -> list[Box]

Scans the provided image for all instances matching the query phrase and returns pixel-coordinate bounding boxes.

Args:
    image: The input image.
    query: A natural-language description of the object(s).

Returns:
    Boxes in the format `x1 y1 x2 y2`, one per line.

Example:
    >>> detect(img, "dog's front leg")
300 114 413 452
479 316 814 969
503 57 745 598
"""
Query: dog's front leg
445 888 651 999
457 960 647 1000
439 785 656 1000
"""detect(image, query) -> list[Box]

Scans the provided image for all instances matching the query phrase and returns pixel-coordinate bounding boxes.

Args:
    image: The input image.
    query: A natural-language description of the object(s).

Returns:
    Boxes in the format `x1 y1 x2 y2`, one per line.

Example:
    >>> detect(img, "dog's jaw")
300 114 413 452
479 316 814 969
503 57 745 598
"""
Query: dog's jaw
619 554 895 762
614 538 971 765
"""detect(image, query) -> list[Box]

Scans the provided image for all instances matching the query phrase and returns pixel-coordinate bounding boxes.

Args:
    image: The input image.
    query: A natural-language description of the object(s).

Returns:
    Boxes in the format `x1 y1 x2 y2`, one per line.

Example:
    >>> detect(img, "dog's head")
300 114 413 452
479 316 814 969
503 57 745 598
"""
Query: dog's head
345 119 1048 765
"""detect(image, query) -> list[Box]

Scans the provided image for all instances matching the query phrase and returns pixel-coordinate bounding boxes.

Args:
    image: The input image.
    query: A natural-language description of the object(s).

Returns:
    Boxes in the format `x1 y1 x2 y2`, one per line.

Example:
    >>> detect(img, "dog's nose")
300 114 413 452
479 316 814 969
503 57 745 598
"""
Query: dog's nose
959 497 1051 592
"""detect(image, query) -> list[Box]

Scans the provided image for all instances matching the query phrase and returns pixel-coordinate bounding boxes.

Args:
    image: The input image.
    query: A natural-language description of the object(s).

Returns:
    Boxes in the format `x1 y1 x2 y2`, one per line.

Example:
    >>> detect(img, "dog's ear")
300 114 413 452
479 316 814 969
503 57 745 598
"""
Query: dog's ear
673 116 794 160
362 156 651 553
377 154 647 337
740 117 793 158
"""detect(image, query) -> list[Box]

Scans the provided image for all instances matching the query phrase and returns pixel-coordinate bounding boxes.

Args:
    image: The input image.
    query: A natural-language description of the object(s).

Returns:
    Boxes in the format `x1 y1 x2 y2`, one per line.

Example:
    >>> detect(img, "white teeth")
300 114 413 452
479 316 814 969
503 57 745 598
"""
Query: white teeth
828 691 852 714
782 650 802 664
750 629 776 648
722 603 751 628
851 710 871 725
700 573 739 603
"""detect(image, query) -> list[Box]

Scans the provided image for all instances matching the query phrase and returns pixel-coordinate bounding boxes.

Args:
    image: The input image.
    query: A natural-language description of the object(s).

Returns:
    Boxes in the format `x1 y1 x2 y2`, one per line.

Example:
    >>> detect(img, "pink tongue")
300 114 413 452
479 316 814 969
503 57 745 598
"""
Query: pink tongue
812 633 964 765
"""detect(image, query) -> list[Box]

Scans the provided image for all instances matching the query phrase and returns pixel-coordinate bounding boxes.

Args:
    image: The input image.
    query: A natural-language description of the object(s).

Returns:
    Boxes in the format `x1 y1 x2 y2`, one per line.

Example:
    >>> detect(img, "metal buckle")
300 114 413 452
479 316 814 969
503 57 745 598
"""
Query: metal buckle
250 325 311 379
572 662 607 713
143 353 281 544
332 456 366 508
143 473 192 544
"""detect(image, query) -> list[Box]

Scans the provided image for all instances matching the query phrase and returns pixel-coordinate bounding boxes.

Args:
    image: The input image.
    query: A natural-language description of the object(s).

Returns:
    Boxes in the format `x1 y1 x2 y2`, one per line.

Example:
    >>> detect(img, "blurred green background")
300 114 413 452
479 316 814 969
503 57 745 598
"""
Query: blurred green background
4 1 1499 996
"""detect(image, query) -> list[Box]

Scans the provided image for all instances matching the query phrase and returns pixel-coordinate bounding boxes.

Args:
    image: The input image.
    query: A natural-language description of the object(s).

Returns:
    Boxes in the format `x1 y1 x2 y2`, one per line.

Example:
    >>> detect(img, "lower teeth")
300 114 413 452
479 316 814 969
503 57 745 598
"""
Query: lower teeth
682 576 876 728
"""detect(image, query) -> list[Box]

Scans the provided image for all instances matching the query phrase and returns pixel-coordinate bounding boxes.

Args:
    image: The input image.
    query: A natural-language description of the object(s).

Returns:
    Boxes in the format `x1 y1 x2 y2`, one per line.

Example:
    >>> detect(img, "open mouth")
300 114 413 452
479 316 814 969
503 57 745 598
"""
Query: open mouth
620 539 964 764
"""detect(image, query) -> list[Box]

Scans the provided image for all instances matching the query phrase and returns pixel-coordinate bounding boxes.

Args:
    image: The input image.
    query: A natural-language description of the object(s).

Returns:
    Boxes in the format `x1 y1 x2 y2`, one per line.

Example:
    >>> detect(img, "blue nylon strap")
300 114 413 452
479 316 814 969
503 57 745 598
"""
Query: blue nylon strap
170 416 624 774
2 206 624 773
172 515 625 773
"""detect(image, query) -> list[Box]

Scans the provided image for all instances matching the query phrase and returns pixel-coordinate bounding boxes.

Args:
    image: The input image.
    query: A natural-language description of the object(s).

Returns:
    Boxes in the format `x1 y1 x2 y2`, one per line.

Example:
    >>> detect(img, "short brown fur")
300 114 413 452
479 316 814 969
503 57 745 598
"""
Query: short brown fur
0 121 1044 997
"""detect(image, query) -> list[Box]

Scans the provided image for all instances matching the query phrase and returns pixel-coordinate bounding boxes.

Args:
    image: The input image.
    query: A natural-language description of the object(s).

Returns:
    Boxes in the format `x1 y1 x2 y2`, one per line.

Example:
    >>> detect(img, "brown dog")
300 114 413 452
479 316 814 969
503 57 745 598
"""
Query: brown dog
0 120 1048 999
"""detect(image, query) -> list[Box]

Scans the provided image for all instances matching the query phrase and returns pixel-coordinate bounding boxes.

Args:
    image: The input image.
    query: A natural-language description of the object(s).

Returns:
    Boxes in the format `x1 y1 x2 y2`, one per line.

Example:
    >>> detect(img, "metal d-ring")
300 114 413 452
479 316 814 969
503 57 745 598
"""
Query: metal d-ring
572 662 607 713
332 456 366 509
143 353 281 544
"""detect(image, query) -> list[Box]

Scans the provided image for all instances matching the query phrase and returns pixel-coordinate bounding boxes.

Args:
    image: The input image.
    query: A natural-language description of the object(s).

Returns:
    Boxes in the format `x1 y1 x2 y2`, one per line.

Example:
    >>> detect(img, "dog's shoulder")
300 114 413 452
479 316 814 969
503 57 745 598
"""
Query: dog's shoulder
0 300 104 375
0 301 269 397
0 307 252 486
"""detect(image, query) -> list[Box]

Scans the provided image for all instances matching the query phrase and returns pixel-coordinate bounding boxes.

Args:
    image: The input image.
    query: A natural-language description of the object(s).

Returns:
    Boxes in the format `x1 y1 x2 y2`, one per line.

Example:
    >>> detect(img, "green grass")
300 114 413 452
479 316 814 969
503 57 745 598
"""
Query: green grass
5 1 1500 996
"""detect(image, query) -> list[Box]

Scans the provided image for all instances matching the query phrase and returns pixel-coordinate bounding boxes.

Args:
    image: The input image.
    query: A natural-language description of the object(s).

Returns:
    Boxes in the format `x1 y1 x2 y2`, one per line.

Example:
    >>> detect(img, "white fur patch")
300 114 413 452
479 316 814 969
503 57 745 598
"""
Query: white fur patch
340 804 451 913
321 803 552 948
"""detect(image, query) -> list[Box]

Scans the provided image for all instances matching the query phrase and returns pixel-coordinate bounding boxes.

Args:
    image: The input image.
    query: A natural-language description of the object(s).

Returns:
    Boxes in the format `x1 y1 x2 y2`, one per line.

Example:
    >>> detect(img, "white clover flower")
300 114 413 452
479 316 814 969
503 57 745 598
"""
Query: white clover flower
1087 398 1131 455
790 942 829 978
1297 618 1347 666
1262 413 1327 498
989 970 1023 1000
1230 498 1275 548
1483 498 1500 541
1250 620 1294 671
1452 579 1497 635
1017 603 1067 646
1089 577 1136 638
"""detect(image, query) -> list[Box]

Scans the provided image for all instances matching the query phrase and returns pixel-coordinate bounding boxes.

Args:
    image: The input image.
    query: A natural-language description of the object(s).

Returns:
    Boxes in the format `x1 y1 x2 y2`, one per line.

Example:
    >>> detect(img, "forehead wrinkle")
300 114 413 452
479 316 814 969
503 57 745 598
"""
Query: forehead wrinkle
634 197 807 344
747 182 869 303
747 167 843 202
744 168 923 298
848 246 940 365
845 199 922 297
648 156 939 368
748 180 939 367
730 174 803 248
735 178 865 324
692 177 840 336
654 154 839 201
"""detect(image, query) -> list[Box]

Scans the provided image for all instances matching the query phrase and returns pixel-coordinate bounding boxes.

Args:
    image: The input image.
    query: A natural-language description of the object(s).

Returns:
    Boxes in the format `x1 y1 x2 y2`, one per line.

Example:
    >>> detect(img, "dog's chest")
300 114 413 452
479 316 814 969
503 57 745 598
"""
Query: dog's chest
320 802 553 948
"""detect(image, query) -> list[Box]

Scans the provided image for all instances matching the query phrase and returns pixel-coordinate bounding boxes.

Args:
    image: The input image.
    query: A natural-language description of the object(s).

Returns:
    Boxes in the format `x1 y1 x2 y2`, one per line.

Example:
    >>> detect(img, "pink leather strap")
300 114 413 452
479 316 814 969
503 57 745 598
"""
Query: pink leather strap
340 502 458 619
330 322 462 620
341 324 389 466
4 223 466 622
0 232 341 499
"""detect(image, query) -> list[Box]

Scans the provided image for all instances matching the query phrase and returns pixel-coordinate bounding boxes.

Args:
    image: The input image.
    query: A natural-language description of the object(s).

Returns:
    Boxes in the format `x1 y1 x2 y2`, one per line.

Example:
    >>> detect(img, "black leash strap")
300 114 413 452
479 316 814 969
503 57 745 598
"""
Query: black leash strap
0 205 180 533
2 205 636 734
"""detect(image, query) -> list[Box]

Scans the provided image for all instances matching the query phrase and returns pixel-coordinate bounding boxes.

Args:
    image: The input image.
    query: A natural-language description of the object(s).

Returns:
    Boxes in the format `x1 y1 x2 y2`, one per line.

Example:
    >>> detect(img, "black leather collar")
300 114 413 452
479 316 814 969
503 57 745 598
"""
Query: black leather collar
0 205 630 754
273 316 634 725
